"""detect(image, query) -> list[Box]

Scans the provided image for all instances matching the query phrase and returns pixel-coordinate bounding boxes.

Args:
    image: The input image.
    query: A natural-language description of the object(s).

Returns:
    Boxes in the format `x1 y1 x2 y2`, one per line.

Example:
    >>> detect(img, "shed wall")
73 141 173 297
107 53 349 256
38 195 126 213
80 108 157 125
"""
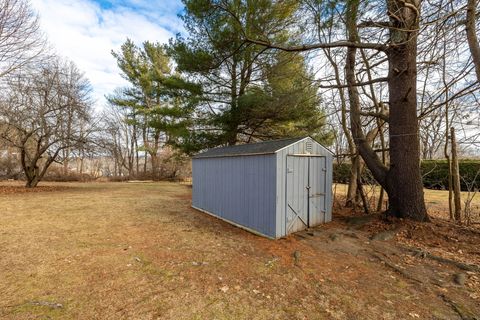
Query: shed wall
275 137 333 238
192 154 277 238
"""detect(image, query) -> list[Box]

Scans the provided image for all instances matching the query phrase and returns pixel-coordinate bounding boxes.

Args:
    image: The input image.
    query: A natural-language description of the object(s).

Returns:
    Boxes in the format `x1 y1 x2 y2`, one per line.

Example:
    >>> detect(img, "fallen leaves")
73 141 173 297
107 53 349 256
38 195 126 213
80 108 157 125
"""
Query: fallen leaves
0 185 70 194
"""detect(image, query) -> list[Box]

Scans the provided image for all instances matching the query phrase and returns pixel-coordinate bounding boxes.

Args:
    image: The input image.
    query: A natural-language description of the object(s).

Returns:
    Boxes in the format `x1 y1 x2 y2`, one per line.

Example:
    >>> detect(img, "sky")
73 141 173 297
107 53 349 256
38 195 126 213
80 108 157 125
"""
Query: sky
30 0 184 110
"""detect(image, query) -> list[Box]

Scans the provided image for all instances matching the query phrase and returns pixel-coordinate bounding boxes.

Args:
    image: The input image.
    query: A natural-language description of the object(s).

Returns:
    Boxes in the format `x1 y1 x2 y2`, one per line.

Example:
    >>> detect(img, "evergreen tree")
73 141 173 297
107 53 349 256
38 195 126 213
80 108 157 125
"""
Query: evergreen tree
168 0 332 152
109 39 200 176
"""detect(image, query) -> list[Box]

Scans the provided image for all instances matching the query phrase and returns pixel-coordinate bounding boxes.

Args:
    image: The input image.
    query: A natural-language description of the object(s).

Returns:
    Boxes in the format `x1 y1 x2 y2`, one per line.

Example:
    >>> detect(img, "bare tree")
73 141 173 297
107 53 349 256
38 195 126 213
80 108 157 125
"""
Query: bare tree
0 0 45 78
99 103 138 178
0 58 93 187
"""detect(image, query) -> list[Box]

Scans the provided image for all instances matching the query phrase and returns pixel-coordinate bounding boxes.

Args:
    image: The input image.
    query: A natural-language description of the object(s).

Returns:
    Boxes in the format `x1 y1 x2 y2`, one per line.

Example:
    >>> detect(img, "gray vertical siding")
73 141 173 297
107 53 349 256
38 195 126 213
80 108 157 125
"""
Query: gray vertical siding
192 154 277 238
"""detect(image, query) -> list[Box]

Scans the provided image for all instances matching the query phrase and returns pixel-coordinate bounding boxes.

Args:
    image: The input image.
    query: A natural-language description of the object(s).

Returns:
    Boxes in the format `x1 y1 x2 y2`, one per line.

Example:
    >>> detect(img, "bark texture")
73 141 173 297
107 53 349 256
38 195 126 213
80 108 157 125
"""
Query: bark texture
450 127 462 222
345 0 428 221
384 0 428 221
466 0 480 82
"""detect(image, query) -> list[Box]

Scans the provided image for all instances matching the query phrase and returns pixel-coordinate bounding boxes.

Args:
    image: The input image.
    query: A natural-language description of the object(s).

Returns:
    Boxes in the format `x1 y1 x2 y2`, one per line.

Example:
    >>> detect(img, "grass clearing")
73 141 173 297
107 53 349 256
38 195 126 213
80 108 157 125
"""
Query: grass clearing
0 181 479 319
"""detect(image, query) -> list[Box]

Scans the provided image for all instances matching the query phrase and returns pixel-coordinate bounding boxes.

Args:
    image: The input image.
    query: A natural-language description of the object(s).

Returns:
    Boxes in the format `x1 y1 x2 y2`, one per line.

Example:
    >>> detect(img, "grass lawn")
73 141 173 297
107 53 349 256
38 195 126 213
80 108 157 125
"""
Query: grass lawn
0 182 479 319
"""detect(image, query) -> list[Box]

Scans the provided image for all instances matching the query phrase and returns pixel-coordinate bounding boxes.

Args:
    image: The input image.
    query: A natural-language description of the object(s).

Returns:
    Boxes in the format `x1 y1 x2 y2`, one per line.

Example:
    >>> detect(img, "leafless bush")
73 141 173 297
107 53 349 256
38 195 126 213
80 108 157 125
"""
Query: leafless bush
42 165 93 182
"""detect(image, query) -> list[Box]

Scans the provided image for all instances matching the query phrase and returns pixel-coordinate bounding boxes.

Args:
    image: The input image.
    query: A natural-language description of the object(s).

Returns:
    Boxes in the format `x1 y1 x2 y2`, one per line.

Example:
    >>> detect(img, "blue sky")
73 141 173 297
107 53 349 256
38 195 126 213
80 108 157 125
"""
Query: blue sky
30 0 185 110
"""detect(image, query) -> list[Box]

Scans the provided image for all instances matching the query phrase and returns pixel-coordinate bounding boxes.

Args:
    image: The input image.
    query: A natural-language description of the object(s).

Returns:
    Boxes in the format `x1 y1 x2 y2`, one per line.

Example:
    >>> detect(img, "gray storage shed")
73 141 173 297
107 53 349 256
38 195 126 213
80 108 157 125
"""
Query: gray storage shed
192 136 333 239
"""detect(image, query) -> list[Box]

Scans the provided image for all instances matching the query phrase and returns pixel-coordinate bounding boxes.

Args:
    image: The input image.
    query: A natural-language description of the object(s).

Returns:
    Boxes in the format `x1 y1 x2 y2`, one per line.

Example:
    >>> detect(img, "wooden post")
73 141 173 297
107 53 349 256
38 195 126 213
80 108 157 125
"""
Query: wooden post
447 157 454 220
450 127 462 223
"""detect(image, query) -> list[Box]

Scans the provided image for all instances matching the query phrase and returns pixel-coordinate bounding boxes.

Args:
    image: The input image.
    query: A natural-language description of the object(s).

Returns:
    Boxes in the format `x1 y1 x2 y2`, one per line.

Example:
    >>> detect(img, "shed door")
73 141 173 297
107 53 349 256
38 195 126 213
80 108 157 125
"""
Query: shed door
286 156 327 234
308 156 327 226
286 156 309 233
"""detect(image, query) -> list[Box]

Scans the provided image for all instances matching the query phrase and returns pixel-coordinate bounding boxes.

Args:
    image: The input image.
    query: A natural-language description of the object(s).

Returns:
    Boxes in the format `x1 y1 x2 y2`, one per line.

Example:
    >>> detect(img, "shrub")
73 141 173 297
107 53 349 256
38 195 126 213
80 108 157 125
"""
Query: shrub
422 160 480 191
333 160 480 191
43 165 94 182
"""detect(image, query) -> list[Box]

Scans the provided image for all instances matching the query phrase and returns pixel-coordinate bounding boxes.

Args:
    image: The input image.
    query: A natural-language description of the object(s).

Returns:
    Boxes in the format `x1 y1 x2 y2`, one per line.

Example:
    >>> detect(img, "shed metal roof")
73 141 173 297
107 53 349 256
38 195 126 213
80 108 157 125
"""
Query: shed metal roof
193 137 307 159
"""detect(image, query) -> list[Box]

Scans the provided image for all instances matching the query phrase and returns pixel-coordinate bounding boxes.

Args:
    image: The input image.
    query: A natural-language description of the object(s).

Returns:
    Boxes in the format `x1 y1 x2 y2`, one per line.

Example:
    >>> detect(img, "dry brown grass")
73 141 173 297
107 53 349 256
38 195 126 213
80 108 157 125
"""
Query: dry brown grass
0 181 479 319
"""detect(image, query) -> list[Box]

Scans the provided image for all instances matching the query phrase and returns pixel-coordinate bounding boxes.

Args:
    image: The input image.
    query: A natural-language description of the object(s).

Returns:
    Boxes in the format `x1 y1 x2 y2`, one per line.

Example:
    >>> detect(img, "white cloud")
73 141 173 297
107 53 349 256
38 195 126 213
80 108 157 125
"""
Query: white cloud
30 0 183 110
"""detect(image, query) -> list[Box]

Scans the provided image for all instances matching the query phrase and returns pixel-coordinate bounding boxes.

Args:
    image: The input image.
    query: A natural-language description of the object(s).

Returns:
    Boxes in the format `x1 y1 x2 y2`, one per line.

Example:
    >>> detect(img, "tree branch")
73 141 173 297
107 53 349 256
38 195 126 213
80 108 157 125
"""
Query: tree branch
243 38 387 52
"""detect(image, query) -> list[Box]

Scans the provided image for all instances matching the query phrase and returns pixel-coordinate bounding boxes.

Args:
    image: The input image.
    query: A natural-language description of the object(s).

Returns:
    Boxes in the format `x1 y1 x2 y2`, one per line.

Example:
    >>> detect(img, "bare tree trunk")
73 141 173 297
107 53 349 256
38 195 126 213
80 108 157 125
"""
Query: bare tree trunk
443 58 454 221
359 48 388 213
22 151 56 188
26 173 41 188
151 131 161 180
129 128 135 177
151 153 158 180
114 156 118 177
63 148 70 175
347 154 360 207
345 0 388 201
448 160 454 220
466 0 480 82
133 123 139 177
323 50 357 208
142 123 147 175
450 127 462 223
79 148 84 175
21 148 38 188
357 174 370 214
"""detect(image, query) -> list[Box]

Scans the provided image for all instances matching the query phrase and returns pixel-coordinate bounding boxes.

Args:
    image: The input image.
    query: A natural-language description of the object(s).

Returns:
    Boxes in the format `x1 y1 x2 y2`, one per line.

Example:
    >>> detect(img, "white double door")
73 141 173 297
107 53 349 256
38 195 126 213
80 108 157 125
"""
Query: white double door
286 156 327 234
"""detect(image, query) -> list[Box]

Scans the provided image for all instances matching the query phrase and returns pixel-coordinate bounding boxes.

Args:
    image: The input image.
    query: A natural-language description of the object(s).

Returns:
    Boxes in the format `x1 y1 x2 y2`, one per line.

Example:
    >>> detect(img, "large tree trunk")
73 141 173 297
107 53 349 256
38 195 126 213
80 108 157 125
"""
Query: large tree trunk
24 163 40 188
25 174 40 188
20 148 39 188
345 0 428 221
23 158 48 188
384 0 428 221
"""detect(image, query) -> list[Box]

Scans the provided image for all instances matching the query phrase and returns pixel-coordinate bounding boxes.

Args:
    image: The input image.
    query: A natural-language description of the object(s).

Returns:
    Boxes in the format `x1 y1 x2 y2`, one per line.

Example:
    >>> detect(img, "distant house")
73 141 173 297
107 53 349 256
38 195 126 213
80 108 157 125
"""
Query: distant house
192 136 333 239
